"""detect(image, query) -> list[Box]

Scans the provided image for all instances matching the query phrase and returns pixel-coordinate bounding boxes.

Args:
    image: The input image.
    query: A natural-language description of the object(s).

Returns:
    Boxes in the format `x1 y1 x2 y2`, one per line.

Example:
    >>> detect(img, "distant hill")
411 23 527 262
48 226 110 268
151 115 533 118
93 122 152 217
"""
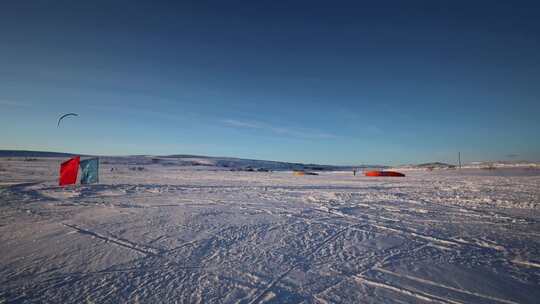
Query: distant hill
0 150 83 158
465 160 539 168
396 160 539 170
416 162 456 169
396 162 456 169
163 155 334 171
154 155 384 171
0 150 382 171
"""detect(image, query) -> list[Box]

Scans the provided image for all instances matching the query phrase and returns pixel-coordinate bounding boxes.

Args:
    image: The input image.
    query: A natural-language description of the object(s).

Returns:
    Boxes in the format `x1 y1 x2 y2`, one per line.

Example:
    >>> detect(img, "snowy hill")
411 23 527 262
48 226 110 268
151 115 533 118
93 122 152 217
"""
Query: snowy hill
0 150 82 158
414 162 457 169
0 150 382 172
464 160 540 169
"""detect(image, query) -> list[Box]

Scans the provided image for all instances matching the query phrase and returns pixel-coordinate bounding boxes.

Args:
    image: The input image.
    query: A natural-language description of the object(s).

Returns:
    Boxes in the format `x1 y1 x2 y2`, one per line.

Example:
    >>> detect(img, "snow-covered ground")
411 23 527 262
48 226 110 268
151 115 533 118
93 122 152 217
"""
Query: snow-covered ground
1 157 540 303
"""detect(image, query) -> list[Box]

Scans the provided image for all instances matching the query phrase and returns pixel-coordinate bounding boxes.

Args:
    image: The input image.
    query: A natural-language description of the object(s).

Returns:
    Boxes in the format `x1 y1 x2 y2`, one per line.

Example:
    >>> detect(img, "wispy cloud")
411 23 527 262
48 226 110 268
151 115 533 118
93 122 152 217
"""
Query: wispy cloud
84 103 202 122
0 99 30 108
364 125 383 134
222 119 261 129
222 119 338 140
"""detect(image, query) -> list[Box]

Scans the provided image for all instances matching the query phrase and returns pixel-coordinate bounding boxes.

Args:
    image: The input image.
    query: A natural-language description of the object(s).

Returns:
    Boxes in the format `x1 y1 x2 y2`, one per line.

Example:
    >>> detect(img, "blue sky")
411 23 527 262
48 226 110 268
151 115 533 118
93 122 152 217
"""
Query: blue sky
1 1 539 165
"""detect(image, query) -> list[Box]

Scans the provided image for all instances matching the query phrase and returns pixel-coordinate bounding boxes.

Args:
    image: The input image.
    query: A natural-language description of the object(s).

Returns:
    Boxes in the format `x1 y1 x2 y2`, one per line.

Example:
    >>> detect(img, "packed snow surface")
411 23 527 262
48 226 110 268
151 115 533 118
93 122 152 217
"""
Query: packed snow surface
1 158 539 303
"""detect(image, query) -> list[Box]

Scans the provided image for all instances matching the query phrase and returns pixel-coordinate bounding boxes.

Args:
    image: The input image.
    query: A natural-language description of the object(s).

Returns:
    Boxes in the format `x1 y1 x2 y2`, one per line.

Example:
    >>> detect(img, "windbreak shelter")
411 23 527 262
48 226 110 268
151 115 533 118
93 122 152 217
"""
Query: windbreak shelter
59 156 80 186
80 158 99 184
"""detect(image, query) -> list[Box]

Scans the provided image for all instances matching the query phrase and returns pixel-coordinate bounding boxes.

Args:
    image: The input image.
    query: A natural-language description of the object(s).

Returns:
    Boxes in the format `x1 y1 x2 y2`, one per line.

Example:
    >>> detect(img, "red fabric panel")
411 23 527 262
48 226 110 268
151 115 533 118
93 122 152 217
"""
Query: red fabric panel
59 156 80 186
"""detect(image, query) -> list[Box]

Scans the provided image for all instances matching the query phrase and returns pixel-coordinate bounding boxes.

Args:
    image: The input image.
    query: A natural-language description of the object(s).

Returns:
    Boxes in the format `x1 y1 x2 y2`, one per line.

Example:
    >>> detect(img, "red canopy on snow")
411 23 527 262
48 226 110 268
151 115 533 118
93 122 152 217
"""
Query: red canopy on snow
364 170 405 177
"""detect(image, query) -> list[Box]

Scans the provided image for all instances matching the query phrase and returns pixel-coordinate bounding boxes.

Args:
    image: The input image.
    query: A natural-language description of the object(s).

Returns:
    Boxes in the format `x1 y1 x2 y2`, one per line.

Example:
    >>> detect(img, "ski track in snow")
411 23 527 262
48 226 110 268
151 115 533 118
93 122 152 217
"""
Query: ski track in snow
1 158 540 303
353 274 465 304
373 267 520 304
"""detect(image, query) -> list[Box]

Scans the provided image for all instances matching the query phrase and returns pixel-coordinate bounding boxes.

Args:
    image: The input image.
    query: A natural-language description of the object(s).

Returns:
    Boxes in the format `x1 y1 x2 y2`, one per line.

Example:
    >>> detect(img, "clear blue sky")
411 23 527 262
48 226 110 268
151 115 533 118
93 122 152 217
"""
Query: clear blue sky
1 1 539 165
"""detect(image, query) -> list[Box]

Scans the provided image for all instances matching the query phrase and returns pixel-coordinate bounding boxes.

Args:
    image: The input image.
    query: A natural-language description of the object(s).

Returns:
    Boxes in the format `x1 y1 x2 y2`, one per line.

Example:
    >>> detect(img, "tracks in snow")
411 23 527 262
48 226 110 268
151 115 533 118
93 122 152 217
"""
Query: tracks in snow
354 274 465 304
62 223 161 256
246 224 359 304
61 223 201 270
374 267 520 304
7 179 536 303
316 207 511 253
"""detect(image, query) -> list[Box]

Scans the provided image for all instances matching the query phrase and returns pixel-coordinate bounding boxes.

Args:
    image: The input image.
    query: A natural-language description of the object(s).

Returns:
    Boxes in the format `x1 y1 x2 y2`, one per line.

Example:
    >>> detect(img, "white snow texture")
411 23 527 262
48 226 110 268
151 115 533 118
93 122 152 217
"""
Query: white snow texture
1 157 539 303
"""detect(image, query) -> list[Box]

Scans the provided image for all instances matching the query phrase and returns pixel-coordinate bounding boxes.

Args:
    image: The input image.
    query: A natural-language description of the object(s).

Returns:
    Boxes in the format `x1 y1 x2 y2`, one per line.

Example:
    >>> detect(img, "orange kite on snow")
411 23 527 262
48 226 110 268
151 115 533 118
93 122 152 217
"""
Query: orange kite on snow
364 170 405 177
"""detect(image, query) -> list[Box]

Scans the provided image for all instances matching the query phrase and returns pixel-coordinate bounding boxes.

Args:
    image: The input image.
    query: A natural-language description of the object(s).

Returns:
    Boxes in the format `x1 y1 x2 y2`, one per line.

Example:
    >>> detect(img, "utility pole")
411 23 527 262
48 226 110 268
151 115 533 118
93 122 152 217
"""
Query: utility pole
458 152 462 169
